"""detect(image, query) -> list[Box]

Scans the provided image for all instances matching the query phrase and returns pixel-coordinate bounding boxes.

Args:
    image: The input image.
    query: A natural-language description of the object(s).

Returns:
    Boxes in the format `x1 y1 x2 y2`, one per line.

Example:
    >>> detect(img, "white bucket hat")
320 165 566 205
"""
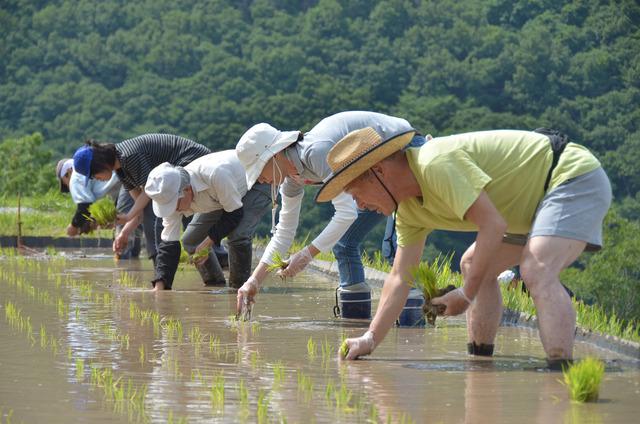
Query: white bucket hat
236 123 300 189
145 162 184 218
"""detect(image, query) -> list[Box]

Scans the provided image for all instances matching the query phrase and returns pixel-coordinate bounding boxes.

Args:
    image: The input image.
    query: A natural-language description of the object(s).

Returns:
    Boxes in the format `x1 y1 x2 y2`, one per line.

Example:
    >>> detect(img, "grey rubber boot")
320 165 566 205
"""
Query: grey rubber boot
228 242 253 289
196 250 226 286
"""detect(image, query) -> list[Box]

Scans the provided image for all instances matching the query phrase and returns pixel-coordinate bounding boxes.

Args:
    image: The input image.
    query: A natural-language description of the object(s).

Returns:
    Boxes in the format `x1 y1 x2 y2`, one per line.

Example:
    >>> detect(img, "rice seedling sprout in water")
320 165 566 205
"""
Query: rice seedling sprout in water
562 357 605 402
307 336 317 360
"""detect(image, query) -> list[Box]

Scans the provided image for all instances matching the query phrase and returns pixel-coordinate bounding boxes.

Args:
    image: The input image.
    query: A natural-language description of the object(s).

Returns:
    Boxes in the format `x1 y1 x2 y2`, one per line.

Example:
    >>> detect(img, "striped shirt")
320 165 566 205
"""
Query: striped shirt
115 134 211 190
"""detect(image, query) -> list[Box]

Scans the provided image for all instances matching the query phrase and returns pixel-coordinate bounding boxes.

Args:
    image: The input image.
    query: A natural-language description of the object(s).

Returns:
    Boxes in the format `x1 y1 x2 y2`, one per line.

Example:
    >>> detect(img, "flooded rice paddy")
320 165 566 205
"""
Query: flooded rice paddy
1 249 639 423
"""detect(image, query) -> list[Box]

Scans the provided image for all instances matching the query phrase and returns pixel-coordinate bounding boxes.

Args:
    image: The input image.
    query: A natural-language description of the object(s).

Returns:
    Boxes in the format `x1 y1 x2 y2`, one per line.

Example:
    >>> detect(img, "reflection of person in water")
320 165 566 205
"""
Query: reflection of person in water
318 127 611 368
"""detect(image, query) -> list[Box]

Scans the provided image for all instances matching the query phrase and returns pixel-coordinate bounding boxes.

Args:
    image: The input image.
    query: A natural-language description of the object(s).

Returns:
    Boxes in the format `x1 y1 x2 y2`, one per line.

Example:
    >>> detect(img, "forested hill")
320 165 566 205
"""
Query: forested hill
1 0 638 199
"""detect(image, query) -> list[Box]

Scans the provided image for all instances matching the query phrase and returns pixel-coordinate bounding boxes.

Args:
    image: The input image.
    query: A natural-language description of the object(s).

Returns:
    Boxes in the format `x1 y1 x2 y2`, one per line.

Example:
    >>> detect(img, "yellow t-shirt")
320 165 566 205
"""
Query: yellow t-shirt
396 130 601 247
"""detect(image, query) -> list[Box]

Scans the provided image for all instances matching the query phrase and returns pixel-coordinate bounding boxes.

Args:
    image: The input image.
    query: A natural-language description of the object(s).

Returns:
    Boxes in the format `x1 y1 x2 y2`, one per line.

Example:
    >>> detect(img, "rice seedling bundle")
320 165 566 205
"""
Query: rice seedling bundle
562 357 605 402
87 198 117 226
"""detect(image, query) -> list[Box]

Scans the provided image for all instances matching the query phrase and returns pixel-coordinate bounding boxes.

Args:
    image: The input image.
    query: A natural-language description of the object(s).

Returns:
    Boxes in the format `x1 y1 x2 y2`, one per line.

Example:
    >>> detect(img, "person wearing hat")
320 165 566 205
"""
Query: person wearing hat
144 151 271 291
56 158 119 234
72 133 212 266
234 111 426 320
319 127 611 367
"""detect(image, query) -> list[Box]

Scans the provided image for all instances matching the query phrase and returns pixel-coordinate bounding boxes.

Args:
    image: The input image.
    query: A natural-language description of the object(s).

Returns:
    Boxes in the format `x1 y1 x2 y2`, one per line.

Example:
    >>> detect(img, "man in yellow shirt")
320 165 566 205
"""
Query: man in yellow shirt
316 128 611 368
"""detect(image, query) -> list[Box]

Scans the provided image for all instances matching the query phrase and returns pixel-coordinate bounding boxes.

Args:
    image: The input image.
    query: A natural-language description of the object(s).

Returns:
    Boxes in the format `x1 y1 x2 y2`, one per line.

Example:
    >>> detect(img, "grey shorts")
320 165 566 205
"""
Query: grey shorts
505 167 612 251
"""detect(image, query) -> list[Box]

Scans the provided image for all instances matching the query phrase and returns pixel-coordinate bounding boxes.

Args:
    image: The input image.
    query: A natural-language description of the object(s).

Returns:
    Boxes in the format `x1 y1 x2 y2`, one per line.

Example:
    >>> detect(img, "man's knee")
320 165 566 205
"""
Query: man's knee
519 258 556 296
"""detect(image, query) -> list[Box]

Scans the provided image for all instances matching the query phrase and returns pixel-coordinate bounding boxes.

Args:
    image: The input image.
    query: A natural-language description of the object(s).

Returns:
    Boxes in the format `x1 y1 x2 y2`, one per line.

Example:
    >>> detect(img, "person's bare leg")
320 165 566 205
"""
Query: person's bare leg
152 280 165 292
519 236 585 360
462 242 522 345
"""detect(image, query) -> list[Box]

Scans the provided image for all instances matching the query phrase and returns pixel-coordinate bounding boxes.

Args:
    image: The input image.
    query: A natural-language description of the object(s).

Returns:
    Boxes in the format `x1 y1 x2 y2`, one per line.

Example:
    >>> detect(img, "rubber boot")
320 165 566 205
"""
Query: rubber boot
337 282 371 319
228 242 253 289
467 341 495 356
213 243 229 269
196 250 226 286
397 288 426 327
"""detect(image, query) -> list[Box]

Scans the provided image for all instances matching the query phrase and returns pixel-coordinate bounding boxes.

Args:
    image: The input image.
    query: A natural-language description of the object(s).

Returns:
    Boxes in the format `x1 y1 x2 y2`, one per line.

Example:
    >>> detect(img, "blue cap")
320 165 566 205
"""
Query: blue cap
73 145 93 185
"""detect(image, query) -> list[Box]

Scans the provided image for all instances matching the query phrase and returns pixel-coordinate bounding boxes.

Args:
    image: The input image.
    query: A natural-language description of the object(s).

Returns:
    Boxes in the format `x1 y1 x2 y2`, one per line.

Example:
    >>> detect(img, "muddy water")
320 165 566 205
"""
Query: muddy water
1 250 639 423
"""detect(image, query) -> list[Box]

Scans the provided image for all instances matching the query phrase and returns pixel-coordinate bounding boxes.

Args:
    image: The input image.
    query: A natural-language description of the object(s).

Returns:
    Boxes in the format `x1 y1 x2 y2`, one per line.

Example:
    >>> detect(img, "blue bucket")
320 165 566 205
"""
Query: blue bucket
339 290 371 319
397 296 425 327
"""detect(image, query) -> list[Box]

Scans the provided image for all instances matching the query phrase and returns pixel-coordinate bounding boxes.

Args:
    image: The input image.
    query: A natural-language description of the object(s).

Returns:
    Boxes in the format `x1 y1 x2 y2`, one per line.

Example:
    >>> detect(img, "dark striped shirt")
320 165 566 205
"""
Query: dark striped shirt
115 134 211 190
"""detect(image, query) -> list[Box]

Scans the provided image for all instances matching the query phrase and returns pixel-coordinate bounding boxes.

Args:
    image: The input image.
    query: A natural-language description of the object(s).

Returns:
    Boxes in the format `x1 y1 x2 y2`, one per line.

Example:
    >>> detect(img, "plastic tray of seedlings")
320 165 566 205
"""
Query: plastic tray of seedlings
86 198 117 227
410 257 456 326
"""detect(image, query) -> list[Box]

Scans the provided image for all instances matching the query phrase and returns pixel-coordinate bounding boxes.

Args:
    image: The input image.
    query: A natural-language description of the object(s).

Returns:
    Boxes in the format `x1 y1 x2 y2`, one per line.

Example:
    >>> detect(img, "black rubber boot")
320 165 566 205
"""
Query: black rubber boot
213 243 229 269
196 251 226 286
546 358 574 371
228 242 253 289
467 342 495 356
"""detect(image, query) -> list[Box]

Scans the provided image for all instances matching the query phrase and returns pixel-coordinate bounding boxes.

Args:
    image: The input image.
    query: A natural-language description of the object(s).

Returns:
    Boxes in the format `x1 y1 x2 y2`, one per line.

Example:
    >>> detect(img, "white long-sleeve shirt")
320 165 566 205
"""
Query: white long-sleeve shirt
159 151 248 242
69 171 120 204
260 111 414 264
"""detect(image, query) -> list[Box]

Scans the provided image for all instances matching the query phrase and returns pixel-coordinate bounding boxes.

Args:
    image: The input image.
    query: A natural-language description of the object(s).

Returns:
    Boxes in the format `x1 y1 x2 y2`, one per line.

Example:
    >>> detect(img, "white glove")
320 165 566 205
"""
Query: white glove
277 246 313 278
236 276 260 320
497 270 516 285
342 330 376 360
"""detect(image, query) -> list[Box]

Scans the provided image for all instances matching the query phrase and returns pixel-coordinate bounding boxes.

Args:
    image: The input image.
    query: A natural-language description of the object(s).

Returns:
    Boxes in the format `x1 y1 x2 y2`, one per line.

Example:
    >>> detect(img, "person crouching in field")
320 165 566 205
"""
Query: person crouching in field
316 127 611 368
144 151 271 291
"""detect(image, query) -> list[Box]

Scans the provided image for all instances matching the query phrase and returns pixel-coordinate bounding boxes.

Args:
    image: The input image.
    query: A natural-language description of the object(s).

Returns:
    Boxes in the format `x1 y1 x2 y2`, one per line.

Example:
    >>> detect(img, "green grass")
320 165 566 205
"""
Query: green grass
0 193 112 237
562 357 605 402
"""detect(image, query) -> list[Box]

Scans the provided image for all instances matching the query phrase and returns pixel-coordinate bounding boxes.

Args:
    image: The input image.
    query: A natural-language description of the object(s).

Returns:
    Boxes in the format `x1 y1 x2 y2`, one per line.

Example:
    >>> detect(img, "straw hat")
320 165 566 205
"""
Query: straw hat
315 127 415 202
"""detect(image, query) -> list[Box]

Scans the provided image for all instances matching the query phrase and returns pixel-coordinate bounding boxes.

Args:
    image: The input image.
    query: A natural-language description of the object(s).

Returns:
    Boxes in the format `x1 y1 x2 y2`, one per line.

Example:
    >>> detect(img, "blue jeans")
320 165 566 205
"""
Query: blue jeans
333 208 386 288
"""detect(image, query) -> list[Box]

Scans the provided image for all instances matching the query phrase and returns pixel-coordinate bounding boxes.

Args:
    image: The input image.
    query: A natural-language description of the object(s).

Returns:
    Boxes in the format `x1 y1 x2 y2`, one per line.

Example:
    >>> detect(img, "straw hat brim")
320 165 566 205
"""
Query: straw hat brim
315 130 415 202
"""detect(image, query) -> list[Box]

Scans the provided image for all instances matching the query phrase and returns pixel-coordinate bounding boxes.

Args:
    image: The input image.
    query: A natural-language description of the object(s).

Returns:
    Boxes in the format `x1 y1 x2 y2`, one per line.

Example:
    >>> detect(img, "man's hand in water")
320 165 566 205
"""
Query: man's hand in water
236 276 260 320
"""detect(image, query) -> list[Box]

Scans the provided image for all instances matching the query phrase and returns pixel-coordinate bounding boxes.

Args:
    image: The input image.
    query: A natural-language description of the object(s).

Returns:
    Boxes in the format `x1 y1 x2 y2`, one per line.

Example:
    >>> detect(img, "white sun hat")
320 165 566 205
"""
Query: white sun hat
145 162 183 218
235 123 300 189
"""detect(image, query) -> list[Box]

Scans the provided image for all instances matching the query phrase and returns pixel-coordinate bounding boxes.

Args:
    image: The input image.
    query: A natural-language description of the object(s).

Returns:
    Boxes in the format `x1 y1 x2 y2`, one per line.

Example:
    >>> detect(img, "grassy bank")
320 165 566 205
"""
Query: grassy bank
0 192 113 238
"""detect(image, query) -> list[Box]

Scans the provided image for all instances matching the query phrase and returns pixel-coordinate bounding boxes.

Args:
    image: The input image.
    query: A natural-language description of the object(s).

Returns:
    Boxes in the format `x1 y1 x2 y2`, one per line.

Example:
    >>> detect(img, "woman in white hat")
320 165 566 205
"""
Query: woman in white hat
234 111 426 319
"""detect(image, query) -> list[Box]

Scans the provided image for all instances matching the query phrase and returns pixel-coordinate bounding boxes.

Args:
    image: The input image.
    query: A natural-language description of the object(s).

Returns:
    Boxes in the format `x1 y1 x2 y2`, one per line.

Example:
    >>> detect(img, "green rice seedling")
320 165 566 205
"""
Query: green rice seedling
266 251 288 273
325 380 335 404
307 336 317 360
138 344 145 364
562 357 605 402
257 389 270 424
40 323 48 349
339 333 349 359
272 362 285 388
251 321 261 335
250 351 260 369
334 383 353 412
368 404 380 423
409 259 456 326
76 358 85 381
238 379 249 409
210 373 225 410
321 337 334 364
87 197 117 227
296 371 313 401
190 247 210 264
